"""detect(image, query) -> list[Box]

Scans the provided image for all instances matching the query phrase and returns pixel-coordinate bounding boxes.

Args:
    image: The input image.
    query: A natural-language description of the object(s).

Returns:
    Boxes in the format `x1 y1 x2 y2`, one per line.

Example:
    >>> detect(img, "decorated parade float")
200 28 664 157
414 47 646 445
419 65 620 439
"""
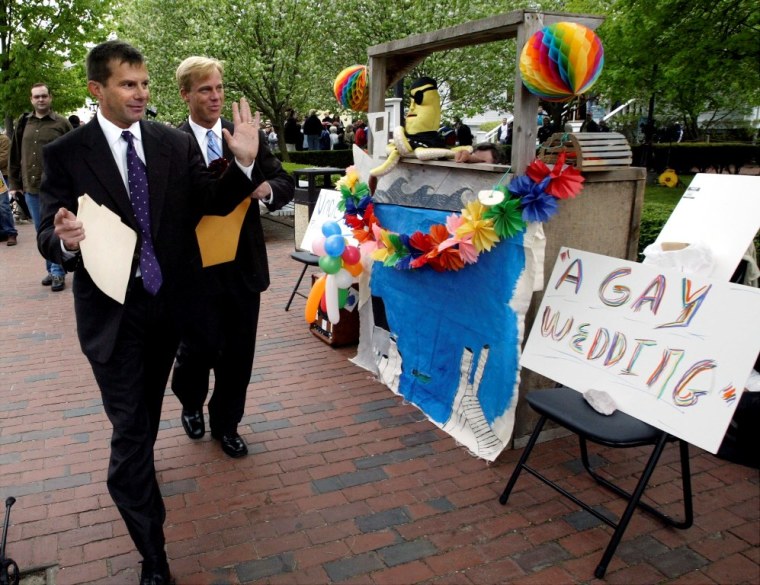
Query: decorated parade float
307 10 649 461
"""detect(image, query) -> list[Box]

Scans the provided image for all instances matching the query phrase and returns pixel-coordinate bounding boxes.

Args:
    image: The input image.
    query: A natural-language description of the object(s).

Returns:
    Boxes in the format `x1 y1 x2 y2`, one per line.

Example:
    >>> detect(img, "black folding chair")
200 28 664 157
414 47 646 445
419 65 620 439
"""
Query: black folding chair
284 251 320 311
499 386 693 579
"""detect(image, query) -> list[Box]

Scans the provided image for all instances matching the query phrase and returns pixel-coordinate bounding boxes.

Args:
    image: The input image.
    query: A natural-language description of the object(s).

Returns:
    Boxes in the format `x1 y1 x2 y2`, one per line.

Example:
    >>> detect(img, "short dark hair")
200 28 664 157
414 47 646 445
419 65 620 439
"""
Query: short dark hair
30 83 50 95
474 142 506 164
86 40 144 85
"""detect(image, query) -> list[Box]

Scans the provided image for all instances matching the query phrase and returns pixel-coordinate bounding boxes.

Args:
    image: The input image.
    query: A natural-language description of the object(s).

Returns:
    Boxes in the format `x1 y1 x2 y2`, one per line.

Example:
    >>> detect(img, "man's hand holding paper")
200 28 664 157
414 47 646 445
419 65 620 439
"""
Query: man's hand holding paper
70 195 138 304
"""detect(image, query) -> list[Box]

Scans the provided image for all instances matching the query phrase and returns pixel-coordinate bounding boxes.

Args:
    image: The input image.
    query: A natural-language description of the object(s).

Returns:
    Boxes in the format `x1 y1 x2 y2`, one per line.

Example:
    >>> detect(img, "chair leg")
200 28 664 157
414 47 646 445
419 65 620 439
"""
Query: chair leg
499 415 547 505
285 263 310 311
580 436 693 529
594 432 670 579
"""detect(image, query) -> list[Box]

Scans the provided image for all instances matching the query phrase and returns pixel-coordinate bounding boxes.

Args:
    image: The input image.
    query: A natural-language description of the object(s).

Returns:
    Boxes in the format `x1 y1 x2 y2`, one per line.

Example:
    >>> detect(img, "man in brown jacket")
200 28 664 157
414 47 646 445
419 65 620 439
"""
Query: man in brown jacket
0 130 17 245
8 83 72 288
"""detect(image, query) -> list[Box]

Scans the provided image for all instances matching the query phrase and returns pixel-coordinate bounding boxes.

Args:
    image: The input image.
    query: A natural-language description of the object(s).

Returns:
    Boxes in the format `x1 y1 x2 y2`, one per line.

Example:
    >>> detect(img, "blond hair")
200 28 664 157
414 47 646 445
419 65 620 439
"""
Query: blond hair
175 56 224 92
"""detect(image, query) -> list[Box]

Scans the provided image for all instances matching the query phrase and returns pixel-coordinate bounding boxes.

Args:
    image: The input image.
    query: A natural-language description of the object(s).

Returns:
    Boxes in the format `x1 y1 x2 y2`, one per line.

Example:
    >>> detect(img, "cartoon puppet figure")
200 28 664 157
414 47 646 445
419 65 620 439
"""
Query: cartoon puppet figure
370 77 472 177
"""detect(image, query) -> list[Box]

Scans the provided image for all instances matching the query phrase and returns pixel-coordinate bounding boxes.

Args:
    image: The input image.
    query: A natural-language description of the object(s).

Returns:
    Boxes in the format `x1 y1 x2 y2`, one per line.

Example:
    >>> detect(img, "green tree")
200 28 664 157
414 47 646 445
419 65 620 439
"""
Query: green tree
325 0 549 119
579 0 760 140
0 0 113 130
117 0 561 159
117 0 331 158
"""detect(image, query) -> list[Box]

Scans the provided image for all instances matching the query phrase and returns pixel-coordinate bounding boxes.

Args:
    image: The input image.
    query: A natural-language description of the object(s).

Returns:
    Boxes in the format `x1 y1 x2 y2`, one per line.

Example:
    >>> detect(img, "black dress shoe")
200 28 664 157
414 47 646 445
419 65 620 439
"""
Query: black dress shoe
140 561 174 585
181 409 205 439
212 430 248 458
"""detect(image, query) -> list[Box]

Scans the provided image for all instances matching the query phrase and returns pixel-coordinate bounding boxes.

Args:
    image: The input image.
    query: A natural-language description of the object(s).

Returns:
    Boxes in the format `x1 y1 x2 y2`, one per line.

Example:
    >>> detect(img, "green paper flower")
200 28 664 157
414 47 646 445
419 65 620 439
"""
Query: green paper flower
483 197 526 239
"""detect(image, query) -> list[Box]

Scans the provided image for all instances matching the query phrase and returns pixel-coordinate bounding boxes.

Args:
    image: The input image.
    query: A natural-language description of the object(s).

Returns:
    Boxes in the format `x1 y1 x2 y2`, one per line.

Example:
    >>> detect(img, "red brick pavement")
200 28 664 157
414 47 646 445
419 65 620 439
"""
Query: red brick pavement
1 217 758 584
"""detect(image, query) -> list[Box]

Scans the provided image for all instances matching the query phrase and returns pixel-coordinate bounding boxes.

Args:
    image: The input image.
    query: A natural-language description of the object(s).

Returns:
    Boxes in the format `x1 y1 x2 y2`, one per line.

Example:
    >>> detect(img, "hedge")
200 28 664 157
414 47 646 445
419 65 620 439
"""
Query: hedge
277 149 354 168
631 143 759 174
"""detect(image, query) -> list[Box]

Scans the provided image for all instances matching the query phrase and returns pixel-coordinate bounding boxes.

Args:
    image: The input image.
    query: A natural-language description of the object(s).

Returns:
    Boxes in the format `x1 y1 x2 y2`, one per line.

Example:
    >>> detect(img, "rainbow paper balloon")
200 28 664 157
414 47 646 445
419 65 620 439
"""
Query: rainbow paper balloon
519 22 604 102
334 65 369 112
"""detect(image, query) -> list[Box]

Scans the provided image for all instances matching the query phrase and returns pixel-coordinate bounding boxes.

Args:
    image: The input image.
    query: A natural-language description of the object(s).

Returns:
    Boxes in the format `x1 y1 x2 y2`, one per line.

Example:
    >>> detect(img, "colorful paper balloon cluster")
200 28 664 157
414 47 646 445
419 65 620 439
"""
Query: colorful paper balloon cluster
333 65 369 112
304 221 363 325
519 22 604 102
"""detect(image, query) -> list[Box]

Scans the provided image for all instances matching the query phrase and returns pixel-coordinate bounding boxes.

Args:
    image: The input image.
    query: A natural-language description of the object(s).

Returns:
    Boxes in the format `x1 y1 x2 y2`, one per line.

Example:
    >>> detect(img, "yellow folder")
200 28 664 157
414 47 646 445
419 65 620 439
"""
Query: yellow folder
195 198 251 267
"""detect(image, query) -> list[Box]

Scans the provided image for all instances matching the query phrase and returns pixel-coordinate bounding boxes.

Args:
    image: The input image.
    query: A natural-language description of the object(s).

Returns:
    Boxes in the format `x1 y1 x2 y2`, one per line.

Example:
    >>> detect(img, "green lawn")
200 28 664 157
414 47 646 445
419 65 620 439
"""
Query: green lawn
643 174 693 207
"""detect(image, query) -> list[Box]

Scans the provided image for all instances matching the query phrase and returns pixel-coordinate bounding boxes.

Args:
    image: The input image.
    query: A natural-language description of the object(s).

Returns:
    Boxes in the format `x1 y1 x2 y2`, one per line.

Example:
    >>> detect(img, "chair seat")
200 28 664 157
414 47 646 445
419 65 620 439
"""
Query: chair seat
528 387 662 448
291 250 320 265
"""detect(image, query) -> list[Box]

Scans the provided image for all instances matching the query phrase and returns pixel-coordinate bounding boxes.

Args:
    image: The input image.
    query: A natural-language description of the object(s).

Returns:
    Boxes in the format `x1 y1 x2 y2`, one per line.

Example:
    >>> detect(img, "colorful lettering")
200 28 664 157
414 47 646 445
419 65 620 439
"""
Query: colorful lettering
555 258 583 294
646 348 685 399
587 328 609 361
540 306 573 341
620 339 657 376
672 359 716 406
657 279 712 329
570 323 589 354
604 332 627 366
598 268 631 307
631 274 666 315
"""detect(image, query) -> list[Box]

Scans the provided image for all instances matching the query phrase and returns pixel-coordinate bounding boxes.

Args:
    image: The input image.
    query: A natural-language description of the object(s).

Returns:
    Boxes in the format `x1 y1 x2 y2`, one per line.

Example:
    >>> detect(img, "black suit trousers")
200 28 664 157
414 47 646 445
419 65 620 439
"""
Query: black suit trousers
88 282 179 562
172 278 260 436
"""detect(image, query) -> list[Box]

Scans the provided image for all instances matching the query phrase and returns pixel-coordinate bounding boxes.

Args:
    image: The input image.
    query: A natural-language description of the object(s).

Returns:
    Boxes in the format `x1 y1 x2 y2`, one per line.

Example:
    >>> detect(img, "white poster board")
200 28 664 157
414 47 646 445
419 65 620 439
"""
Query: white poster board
645 174 760 280
299 189 356 253
521 247 760 454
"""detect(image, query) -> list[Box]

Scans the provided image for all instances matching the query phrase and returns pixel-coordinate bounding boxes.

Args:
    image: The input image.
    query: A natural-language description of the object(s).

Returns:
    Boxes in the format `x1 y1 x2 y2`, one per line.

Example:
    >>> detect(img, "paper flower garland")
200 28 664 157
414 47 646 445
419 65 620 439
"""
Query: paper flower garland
335 153 584 274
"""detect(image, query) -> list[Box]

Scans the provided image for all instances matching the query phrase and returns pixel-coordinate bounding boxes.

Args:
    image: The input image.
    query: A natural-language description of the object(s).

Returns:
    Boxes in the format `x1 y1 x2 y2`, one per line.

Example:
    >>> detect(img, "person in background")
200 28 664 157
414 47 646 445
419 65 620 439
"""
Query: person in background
37 40 264 584
8 83 72 290
283 110 301 152
496 116 510 145
581 113 599 132
172 56 294 460
0 129 17 245
68 114 82 128
329 125 339 149
353 119 367 149
302 109 322 151
454 117 473 146
537 117 555 144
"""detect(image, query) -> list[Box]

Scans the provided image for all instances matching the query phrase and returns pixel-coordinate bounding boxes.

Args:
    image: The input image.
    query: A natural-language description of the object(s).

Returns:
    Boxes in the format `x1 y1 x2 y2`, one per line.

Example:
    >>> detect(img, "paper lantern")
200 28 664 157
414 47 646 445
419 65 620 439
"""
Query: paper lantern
333 65 369 112
519 22 604 102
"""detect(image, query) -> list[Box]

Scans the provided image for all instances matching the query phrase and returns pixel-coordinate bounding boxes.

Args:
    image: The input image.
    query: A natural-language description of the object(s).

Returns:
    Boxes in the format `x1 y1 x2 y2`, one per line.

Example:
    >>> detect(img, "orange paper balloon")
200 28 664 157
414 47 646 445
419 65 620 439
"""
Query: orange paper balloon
304 275 326 323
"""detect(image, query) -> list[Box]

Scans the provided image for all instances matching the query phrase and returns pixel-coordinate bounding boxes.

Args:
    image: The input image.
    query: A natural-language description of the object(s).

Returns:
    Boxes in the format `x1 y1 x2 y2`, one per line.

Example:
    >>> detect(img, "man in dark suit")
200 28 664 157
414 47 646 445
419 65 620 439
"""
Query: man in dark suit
37 40 267 584
172 56 294 458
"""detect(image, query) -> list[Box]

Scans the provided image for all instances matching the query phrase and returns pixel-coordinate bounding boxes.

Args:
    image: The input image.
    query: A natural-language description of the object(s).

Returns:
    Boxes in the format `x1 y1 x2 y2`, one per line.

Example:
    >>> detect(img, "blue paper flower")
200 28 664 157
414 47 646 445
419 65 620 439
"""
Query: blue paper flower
510 176 559 223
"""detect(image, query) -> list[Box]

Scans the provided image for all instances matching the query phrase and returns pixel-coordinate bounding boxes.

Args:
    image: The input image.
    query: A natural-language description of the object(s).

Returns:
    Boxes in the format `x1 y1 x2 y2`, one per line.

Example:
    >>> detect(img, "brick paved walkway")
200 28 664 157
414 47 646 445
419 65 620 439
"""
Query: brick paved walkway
1 217 758 584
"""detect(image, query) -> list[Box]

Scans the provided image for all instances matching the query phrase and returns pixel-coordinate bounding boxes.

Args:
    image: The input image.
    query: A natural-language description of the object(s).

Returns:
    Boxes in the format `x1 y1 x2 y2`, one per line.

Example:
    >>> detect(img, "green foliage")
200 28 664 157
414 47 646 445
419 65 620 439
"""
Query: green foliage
115 0 544 136
480 121 500 132
638 201 678 258
590 0 760 139
0 0 113 126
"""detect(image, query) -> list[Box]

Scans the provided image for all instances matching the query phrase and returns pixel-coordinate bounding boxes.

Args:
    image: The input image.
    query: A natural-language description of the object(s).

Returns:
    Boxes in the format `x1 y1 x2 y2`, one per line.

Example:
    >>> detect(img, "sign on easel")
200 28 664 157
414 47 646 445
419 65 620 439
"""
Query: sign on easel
521 247 760 454
299 189 355 253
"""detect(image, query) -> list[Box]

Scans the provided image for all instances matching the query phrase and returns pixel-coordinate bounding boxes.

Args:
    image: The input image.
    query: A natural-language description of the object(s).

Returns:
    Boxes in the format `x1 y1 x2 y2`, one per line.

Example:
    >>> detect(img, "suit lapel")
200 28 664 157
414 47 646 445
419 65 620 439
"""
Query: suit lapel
82 119 137 230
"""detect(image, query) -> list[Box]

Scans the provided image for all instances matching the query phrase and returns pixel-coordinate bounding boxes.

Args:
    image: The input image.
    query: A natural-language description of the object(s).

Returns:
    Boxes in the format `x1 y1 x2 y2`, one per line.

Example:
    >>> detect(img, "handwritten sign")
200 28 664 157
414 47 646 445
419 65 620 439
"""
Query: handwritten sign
299 189 355 253
521 247 760 453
